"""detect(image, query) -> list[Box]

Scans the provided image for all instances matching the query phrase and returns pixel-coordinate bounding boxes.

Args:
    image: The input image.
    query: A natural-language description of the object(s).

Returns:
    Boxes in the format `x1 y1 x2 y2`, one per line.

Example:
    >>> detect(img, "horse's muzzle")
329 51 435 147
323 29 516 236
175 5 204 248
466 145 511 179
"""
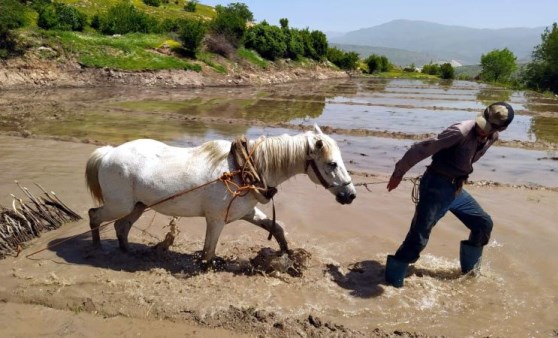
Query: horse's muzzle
336 192 356 205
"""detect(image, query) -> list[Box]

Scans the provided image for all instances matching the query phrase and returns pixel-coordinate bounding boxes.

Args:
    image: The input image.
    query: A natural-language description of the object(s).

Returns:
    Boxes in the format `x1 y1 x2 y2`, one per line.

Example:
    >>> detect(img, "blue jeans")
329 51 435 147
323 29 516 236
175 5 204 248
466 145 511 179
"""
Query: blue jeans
394 170 493 263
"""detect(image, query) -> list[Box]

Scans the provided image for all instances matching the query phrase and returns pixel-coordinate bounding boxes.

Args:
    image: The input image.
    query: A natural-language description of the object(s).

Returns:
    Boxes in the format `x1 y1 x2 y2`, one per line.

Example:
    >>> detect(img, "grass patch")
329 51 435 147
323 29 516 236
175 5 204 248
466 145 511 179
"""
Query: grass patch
39 30 201 71
58 0 215 21
196 51 227 74
371 70 439 79
237 47 267 69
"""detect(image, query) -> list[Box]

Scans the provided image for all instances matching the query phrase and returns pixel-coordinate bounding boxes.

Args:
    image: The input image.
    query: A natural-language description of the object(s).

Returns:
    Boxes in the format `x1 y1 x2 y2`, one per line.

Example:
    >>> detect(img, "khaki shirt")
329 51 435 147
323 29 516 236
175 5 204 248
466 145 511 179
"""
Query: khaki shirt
393 120 498 179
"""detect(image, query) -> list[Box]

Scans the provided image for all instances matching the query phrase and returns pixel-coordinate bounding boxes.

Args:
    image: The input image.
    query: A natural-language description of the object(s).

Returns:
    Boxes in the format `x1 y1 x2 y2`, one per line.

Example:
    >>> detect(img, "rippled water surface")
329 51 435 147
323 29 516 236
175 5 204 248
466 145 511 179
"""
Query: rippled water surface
3 78 558 187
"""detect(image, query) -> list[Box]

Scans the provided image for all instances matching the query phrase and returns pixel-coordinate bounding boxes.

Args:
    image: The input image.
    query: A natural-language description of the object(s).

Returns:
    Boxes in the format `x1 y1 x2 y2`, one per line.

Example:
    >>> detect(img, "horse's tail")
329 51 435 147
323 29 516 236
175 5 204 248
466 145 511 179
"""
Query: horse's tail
85 146 113 205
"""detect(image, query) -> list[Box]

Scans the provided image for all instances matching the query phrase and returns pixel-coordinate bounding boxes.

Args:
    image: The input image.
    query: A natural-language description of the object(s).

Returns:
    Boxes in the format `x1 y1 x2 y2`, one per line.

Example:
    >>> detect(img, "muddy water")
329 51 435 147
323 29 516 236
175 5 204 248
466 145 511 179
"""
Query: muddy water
0 136 556 337
2 78 557 187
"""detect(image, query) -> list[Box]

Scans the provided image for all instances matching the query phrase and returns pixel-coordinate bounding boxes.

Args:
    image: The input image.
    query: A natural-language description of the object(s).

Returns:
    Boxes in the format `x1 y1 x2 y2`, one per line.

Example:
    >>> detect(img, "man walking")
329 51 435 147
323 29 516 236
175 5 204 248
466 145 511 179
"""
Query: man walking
385 102 514 287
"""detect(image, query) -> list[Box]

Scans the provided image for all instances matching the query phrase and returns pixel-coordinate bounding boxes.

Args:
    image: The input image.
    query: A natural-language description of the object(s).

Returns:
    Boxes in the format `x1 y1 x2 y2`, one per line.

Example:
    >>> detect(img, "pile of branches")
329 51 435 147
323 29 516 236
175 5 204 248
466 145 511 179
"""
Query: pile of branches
0 182 81 259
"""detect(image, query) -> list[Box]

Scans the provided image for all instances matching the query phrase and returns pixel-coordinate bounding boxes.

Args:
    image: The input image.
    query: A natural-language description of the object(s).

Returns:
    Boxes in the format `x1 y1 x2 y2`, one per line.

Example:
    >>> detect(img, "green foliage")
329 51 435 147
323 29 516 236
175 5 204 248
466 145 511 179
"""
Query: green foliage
210 2 253 47
365 54 391 73
310 30 328 60
0 0 27 58
237 47 267 68
176 18 206 57
279 18 288 29
40 30 200 71
284 28 304 60
522 23 558 94
184 0 198 12
143 0 161 7
327 47 359 70
37 3 87 31
244 21 286 60
421 63 441 75
96 3 160 35
440 63 454 79
480 48 517 82
299 29 328 60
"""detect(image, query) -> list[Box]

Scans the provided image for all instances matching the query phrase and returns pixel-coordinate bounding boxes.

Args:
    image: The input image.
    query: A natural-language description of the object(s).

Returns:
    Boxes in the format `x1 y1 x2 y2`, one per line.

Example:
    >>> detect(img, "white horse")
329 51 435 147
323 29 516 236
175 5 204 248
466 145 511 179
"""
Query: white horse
85 125 356 263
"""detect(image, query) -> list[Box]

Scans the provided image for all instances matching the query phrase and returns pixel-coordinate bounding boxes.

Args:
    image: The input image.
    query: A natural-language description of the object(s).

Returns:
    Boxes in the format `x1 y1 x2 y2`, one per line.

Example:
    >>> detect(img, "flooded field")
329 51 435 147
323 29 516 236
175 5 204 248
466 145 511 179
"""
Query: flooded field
2 78 557 187
1 78 558 337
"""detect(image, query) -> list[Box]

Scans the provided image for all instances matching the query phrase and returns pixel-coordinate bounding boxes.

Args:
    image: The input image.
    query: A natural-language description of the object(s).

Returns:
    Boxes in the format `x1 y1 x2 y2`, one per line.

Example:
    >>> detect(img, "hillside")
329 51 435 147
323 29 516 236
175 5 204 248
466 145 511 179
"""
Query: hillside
330 43 440 66
331 19 545 65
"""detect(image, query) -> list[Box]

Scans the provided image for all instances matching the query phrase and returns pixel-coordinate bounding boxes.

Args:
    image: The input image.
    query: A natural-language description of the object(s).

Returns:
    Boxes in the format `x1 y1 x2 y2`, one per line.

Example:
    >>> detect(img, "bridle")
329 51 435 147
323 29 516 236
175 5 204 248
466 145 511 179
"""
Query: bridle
305 142 352 190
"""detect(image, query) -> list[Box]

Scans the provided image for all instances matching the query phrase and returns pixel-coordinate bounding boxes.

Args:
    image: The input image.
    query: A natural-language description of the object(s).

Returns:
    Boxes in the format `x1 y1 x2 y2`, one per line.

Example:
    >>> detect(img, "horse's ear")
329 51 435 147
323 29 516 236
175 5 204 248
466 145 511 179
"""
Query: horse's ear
313 124 323 135
315 139 324 150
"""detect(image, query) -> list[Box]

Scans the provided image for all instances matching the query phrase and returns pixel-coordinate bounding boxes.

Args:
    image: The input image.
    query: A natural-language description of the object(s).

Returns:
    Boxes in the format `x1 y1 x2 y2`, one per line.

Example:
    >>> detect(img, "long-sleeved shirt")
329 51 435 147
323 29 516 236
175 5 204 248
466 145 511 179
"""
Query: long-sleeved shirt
392 120 498 179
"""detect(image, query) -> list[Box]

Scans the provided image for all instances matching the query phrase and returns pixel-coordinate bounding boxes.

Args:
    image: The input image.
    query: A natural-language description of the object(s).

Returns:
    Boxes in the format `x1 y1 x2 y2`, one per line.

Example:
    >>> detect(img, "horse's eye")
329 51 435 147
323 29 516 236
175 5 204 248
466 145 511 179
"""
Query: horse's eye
328 162 338 169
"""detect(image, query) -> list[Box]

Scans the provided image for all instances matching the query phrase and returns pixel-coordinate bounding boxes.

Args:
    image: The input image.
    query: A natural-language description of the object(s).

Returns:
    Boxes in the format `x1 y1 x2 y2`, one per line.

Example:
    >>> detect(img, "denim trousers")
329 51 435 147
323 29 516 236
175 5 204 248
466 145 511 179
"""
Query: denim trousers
394 170 493 263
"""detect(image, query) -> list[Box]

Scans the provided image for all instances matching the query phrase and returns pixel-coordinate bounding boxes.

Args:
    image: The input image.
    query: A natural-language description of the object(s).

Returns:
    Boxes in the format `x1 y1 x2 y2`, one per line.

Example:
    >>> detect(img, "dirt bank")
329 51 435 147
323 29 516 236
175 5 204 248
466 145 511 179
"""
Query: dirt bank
0 52 349 89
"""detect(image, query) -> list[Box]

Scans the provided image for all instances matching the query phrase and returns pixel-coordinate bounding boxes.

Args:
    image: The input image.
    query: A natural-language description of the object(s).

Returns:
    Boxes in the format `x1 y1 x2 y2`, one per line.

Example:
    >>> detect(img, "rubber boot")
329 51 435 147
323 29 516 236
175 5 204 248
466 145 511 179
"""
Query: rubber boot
385 255 409 288
460 240 483 274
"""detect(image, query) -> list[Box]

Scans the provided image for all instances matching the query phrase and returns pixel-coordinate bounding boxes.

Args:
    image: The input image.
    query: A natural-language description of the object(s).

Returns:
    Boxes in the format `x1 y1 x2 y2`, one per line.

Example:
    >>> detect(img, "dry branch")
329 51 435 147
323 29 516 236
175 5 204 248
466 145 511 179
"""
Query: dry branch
0 182 81 259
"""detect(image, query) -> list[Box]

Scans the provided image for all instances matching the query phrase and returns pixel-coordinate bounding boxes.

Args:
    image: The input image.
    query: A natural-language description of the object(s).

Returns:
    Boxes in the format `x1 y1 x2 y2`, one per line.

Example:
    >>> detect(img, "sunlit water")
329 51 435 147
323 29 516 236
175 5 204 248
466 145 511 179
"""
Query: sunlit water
1 78 557 337
2 78 558 188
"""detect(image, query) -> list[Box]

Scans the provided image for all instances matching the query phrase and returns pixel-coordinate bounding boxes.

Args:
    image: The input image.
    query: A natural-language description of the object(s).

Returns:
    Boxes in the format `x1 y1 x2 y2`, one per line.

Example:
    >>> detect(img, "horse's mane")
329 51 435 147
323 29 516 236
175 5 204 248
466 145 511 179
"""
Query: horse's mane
252 132 335 179
198 132 337 177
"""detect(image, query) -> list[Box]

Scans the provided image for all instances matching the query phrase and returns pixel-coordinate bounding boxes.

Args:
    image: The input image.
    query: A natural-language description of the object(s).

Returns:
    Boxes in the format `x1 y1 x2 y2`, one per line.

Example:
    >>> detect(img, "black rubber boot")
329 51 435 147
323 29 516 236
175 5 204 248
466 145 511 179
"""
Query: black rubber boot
460 240 483 274
385 255 409 288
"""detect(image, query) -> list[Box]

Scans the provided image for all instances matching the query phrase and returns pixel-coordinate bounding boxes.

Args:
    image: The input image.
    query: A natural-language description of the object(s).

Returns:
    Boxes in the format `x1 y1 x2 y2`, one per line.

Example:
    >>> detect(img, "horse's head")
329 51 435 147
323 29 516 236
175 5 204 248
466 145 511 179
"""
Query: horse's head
305 125 356 205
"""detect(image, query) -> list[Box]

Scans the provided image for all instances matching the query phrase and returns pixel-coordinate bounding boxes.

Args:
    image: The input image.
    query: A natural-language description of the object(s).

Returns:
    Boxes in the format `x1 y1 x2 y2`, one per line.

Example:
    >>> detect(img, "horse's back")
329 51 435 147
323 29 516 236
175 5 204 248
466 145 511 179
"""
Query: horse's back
97 138 233 207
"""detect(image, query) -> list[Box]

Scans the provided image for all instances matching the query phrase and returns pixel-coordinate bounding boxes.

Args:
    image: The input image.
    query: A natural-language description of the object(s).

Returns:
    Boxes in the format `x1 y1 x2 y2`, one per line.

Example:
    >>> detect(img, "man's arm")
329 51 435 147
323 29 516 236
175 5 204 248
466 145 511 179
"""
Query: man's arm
387 124 464 191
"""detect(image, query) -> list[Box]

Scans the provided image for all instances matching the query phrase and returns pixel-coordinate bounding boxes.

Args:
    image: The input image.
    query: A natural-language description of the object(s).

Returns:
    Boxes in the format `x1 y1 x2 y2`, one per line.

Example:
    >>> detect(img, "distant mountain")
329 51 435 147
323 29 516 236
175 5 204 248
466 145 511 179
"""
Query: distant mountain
330 19 546 65
330 43 440 67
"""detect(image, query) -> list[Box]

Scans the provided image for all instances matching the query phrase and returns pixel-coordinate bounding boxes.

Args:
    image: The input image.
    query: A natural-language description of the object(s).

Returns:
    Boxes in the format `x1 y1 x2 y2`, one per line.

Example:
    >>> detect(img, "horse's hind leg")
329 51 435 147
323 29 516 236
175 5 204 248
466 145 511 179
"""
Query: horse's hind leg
88 207 103 247
114 202 146 252
241 207 289 253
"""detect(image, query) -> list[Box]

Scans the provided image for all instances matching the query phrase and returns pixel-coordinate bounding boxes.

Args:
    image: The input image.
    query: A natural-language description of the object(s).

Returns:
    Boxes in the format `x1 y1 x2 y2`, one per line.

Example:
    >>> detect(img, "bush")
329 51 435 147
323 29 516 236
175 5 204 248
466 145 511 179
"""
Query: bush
177 18 207 57
184 0 198 12
327 47 359 70
365 54 391 73
244 21 286 60
0 0 26 57
421 63 441 75
284 28 304 60
522 23 558 93
38 3 87 31
204 33 235 57
440 63 455 79
143 0 161 7
480 48 517 82
96 3 159 35
210 3 253 47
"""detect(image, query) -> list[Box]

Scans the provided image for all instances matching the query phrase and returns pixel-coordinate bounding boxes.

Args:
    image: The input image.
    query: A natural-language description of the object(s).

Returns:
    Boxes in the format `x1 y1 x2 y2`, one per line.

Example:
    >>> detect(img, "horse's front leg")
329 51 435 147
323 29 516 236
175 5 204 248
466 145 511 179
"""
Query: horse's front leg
201 217 226 265
242 207 289 254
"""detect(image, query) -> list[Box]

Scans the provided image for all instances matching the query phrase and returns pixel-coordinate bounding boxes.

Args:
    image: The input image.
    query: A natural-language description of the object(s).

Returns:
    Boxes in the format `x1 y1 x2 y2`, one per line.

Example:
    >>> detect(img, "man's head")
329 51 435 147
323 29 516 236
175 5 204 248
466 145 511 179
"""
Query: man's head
476 102 514 135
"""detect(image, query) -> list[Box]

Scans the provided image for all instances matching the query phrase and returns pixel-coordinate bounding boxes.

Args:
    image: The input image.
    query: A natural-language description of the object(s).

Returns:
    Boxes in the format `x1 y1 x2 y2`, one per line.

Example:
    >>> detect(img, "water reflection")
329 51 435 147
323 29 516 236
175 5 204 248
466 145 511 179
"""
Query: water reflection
476 87 513 106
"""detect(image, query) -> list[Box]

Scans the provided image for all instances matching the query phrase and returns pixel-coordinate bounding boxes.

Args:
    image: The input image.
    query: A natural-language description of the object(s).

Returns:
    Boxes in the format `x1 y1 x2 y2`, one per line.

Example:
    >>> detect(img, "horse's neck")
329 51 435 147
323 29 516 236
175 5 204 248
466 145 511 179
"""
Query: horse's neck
253 134 307 187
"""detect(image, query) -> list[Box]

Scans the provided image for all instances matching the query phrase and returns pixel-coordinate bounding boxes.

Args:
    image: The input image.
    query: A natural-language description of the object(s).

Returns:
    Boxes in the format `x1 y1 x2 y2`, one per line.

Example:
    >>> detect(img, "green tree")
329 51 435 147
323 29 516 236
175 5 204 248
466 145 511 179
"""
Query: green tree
327 47 359 70
211 3 253 47
244 21 286 60
96 3 159 35
310 30 328 60
421 62 441 75
177 18 207 57
284 28 304 60
38 3 87 31
480 48 517 82
184 0 198 12
440 63 455 79
365 54 391 73
523 23 558 93
0 0 26 58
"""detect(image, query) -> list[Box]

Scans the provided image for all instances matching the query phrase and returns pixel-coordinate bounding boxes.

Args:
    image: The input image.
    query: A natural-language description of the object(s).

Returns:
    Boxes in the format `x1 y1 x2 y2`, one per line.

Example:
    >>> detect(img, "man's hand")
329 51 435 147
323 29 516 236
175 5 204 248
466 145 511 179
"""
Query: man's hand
387 175 402 192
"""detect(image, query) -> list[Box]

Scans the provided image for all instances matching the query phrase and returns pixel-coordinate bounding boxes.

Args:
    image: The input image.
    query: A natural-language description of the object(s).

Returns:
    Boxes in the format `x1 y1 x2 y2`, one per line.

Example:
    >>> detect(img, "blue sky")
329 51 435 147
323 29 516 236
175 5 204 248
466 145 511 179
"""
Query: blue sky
201 0 558 32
